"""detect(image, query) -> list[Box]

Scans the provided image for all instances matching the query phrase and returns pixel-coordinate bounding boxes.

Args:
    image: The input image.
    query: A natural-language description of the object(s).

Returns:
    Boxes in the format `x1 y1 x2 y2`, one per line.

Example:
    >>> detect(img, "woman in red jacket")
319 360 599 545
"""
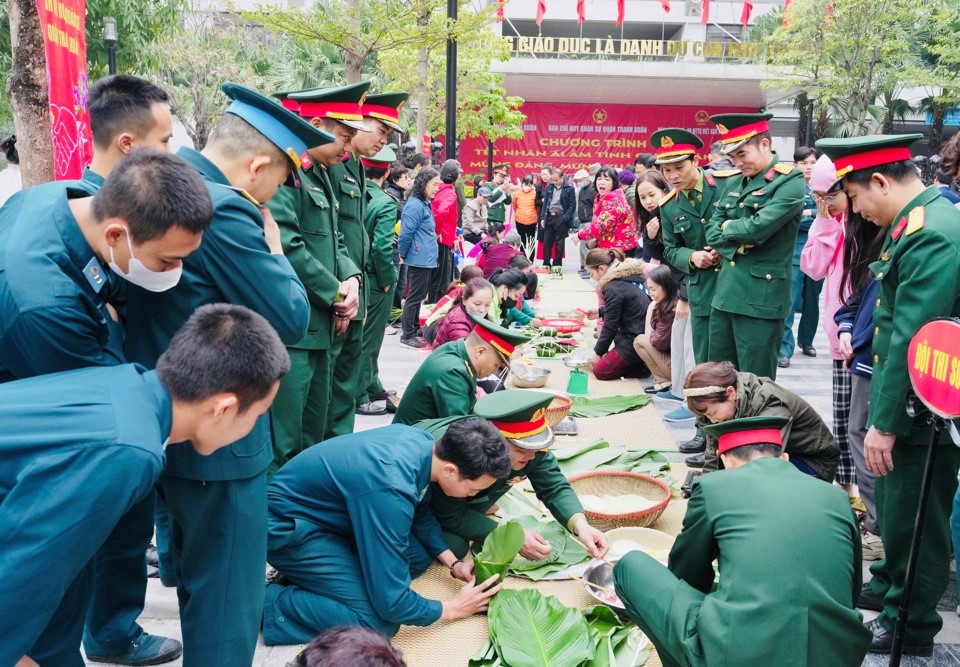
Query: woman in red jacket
429 161 462 302
433 277 495 348
633 264 679 392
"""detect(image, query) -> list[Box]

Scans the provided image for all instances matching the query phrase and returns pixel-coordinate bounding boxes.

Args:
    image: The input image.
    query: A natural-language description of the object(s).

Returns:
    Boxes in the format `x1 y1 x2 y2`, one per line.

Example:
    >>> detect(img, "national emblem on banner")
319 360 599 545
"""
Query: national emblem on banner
592 108 607 124
695 110 710 125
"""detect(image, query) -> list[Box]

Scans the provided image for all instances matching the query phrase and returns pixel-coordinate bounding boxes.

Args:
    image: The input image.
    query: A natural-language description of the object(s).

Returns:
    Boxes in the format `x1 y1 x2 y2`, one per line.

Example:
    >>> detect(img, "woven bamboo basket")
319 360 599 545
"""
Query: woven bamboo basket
545 395 573 427
567 471 671 530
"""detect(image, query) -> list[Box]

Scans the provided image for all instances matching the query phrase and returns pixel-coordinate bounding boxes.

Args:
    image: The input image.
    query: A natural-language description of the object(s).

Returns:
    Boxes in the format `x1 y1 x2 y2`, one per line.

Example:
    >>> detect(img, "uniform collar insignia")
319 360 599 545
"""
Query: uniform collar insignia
83 256 107 292
891 216 908 241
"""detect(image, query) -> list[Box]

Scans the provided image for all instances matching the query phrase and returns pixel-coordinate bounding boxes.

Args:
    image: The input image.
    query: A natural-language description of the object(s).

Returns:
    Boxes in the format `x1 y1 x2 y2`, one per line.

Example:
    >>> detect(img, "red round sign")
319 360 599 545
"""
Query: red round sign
907 318 960 419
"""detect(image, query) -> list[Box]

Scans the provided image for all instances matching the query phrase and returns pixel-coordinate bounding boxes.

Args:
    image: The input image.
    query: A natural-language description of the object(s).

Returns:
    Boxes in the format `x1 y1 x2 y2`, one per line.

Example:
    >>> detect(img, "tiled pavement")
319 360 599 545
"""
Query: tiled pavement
86 242 960 666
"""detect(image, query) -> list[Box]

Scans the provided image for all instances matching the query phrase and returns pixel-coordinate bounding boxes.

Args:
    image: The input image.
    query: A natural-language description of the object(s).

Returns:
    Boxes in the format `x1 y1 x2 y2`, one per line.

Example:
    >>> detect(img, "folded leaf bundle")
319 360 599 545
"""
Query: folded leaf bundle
473 520 525 584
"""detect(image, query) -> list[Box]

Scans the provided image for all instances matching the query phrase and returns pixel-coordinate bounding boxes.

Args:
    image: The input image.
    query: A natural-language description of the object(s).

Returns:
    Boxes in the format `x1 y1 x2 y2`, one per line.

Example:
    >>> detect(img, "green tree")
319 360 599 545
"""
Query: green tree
145 6 270 149
912 0 960 155
764 0 929 137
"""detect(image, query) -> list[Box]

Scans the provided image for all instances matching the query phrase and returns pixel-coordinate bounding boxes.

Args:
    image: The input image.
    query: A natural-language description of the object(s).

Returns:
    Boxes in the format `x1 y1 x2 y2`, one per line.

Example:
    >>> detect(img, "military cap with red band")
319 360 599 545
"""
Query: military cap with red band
360 145 397 170
363 92 409 132
702 414 789 456
475 390 556 449
278 82 373 132
815 133 922 180
468 312 532 360
710 112 773 155
651 128 704 165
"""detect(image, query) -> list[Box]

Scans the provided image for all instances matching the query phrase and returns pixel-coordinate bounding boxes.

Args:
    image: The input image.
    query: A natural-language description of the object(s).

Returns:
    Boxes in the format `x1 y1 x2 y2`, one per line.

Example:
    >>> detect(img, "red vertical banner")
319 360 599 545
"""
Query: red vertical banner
35 0 92 180
702 0 710 23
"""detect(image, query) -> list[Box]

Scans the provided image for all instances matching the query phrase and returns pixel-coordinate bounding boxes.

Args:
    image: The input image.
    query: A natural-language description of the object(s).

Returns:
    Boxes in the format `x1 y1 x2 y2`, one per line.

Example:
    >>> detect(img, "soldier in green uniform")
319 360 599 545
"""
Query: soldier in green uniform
356 143 402 415
485 163 511 226
123 83 331 667
614 415 871 667
408 390 608 569
262 419 511 644
302 82 376 437
352 92 409 416
392 316 530 425
817 134 960 656
652 128 730 460
704 113 806 380
267 85 366 473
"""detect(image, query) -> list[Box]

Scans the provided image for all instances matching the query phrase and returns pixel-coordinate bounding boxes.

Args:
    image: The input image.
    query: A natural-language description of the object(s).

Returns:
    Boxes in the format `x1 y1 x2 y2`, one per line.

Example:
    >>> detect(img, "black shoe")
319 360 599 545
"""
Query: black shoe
399 336 425 349
679 435 706 454
865 618 933 656
385 395 399 414
801 345 817 357
777 356 791 368
371 389 397 401
85 634 183 666
356 402 388 416
685 453 705 468
858 582 884 612
145 544 158 568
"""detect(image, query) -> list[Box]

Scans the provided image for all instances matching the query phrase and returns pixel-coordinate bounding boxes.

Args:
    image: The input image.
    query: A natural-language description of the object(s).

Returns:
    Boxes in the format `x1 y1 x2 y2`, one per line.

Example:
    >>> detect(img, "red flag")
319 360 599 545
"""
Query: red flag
536 0 546 25
660 0 671 13
616 0 625 24
740 0 753 25
782 0 791 25
496 0 504 21
578 0 586 24
701 0 710 23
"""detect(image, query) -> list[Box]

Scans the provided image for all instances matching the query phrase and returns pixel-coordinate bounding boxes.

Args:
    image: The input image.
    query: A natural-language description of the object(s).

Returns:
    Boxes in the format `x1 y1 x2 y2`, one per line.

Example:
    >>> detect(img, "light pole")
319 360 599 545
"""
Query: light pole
444 0 457 160
103 17 117 75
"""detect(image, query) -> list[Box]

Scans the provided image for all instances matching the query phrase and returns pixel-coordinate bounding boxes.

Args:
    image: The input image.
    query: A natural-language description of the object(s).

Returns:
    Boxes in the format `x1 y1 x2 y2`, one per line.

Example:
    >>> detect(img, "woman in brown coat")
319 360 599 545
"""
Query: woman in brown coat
683 361 840 482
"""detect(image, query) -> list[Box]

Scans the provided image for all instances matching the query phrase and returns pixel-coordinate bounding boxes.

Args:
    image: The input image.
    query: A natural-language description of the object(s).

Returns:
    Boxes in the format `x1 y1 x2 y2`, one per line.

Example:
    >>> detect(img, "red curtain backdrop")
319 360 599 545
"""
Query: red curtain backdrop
36 0 92 179
458 102 756 179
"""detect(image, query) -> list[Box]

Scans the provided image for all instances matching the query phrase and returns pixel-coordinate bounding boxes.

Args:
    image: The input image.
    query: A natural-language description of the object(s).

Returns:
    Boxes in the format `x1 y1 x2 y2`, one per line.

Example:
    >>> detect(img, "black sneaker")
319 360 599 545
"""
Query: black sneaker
801 345 817 357
85 634 183 666
399 337 425 349
679 435 706 454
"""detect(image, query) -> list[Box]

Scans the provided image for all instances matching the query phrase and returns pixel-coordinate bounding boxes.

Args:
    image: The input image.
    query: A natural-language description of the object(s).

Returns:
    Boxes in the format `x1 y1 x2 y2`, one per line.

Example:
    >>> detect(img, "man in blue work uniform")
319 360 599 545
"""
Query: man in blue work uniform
262 418 512 645
3 304 291 667
123 83 332 667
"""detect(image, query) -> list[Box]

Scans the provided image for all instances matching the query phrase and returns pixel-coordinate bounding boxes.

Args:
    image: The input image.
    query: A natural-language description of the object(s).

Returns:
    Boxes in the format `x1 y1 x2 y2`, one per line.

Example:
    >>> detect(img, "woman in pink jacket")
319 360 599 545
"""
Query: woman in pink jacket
799 154 856 496
577 167 639 253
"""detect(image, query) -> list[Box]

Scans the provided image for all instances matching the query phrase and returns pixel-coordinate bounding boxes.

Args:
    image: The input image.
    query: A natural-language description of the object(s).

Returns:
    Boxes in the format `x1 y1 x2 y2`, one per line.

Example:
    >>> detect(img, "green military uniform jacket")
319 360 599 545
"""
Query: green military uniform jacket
705 155 805 320
415 415 583 544
658 457 870 666
393 340 478 425
485 182 507 224
267 164 360 351
696 372 839 480
364 181 400 289
329 154 369 320
869 187 960 440
659 170 727 317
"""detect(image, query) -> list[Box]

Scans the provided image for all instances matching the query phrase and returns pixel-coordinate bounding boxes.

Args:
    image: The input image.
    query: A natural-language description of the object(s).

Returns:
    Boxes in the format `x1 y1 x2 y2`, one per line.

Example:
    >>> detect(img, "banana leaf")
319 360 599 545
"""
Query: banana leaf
468 640 503 667
551 439 611 461
583 606 651 667
556 446 626 477
495 486 547 521
488 589 596 667
507 515 590 580
569 395 651 418
473 520 524 584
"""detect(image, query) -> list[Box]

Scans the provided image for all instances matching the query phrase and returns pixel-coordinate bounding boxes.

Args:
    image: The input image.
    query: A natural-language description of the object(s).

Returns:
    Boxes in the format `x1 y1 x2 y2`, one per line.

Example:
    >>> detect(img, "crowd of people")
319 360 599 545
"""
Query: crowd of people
3 68 960 667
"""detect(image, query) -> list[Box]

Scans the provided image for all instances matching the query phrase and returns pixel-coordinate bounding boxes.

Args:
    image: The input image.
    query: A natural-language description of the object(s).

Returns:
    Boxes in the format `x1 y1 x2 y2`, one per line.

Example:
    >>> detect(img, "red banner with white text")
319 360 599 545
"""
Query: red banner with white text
458 101 756 180
36 0 92 179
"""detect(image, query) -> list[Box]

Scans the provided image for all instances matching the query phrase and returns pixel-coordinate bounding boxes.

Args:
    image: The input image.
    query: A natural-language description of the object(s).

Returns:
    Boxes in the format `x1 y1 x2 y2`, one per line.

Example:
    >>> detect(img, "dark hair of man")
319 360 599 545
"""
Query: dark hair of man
508 254 532 271
387 162 409 184
646 264 679 312
684 361 738 415
0 135 18 164
91 149 213 242
550 167 565 177
634 153 656 168
522 174 534 186
364 164 388 180
87 75 170 149
157 303 291 413
936 168 953 185
593 166 620 191
633 169 671 232
410 166 440 202
434 417 512 480
207 112 289 168
723 443 783 462
404 153 430 170
841 159 919 188
742 131 773 151
584 247 625 268
293 626 407 667
793 146 818 162
839 206 885 306
489 267 527 291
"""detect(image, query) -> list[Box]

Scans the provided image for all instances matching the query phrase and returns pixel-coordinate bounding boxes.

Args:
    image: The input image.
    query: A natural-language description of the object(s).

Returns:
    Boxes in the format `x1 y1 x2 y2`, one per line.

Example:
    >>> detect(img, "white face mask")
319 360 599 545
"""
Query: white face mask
108 229 182 292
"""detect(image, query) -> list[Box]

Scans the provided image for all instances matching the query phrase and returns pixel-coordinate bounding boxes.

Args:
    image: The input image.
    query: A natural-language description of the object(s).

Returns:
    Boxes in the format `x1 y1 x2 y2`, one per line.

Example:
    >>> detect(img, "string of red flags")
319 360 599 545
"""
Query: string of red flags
527 0 776 29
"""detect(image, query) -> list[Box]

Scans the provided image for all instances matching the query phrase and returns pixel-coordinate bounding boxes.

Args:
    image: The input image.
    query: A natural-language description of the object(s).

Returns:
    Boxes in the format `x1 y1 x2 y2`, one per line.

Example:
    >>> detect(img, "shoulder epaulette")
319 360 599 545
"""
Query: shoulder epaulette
710 169 741 178
704 173 717 187
773 163 794 175
660 190 679 206
905 206 925 236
